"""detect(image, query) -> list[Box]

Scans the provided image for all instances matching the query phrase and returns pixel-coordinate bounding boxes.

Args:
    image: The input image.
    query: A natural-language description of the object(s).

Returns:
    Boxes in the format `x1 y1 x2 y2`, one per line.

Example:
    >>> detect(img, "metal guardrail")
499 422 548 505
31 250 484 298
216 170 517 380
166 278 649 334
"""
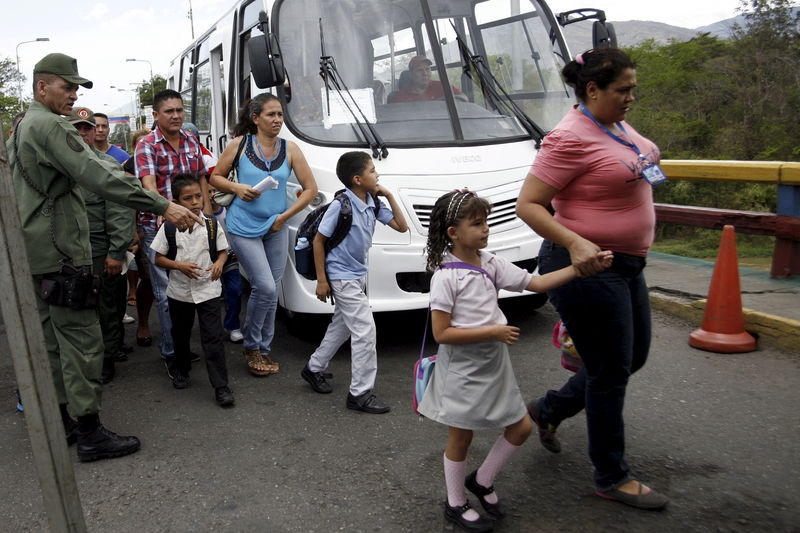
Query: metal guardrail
658 160 800 278
660 160 800 184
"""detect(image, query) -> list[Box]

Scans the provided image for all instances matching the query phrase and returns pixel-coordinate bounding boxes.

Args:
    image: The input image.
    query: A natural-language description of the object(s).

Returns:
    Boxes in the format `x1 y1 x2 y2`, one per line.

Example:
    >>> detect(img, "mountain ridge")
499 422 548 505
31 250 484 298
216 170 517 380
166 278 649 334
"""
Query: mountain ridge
561 7 799 53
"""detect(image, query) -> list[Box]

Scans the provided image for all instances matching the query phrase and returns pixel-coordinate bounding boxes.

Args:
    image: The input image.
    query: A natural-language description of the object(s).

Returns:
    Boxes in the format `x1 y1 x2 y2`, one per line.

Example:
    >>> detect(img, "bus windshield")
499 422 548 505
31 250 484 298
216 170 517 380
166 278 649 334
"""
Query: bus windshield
277 0 573 147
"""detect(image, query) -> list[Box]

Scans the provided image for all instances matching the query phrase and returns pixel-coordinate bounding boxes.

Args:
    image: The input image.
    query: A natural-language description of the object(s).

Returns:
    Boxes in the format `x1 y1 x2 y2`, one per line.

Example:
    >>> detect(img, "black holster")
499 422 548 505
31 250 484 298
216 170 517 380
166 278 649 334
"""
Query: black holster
40 263 101 310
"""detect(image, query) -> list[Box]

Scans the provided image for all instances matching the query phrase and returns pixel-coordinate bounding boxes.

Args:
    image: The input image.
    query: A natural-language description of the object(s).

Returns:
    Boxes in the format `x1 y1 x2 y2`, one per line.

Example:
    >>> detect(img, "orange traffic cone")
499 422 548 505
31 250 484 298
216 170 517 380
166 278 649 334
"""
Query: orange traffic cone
689 225 757 353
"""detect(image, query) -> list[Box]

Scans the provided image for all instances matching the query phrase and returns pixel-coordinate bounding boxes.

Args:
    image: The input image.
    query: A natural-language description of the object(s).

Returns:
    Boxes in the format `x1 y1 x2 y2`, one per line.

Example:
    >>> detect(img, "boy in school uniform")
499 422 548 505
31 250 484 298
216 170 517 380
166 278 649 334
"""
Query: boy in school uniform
151 174 235 407
300 152 408 413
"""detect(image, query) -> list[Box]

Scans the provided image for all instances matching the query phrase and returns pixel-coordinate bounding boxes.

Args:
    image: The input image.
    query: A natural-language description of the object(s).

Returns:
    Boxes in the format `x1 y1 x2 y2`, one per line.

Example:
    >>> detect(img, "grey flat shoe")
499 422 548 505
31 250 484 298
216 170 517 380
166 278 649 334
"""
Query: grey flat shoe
595 483 669 510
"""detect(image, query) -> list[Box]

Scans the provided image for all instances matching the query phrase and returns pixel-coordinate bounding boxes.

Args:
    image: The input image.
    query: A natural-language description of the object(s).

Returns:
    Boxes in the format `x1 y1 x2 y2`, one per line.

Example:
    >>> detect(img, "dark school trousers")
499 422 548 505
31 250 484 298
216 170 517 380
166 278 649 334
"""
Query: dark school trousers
167 296 229 389
537 241 651 490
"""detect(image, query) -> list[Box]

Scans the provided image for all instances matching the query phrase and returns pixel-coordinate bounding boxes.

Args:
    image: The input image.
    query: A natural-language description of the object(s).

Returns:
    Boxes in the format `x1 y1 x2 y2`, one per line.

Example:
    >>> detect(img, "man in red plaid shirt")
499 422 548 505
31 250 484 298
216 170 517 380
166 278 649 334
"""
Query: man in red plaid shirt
135 89 208 376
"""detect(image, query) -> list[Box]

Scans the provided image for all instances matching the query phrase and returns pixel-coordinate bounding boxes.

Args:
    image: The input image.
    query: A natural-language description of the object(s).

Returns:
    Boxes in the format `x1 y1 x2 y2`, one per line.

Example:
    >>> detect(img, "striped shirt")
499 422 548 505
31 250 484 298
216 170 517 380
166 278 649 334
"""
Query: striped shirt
134 126 207 230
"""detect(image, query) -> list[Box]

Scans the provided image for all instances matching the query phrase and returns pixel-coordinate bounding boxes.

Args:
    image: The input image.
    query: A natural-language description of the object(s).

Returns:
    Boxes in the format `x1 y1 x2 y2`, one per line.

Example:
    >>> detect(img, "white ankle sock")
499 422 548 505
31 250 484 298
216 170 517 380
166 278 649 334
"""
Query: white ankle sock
443 454 480 521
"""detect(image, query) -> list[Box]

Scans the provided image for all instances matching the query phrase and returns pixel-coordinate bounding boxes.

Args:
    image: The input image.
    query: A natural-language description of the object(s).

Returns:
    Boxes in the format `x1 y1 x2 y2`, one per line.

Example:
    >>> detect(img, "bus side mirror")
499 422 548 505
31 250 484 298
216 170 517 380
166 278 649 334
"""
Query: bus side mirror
592 21 617 48
248 33 286 88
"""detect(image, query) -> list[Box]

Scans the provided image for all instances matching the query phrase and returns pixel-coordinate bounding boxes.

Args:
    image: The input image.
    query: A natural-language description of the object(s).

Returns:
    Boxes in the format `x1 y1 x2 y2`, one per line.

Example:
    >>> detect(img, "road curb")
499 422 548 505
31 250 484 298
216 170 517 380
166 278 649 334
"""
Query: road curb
650 290 800 352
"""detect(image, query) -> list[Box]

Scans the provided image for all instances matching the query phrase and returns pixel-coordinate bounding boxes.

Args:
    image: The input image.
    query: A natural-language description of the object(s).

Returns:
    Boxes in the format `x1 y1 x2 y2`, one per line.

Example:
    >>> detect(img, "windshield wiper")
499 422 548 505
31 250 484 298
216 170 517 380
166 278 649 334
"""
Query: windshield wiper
319 18 388 159
452 24 546 148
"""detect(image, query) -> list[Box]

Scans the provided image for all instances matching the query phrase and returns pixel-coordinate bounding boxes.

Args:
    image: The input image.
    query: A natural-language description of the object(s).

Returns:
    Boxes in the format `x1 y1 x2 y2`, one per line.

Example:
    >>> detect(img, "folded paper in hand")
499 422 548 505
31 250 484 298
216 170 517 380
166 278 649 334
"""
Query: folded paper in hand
253 175 279 193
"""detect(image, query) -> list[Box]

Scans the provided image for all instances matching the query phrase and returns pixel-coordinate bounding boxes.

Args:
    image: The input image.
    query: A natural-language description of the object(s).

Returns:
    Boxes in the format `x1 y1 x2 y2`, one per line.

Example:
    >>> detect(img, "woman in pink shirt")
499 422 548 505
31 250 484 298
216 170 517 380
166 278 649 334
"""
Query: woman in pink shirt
516 48 669 510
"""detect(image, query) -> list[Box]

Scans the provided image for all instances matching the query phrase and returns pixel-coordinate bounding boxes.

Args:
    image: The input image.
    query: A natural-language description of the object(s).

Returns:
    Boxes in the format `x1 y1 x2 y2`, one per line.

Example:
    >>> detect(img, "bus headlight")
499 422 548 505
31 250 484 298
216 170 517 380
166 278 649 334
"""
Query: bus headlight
310 192 325 207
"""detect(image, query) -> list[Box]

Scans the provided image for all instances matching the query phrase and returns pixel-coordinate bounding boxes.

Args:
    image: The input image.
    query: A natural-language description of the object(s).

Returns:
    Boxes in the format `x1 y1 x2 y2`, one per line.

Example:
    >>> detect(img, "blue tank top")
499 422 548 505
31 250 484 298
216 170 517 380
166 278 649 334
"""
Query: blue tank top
225 135 290 237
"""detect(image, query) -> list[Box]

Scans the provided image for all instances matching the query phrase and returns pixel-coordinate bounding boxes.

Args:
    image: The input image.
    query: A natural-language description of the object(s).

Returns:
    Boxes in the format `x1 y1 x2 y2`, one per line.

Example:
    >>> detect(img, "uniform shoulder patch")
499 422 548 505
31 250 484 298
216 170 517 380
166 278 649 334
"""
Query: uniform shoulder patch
66 132 84 152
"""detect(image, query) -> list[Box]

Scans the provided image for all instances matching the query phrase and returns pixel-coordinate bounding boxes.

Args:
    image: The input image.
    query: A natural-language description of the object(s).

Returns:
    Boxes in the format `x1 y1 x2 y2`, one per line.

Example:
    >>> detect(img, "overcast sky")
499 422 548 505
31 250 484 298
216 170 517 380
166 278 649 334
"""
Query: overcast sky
3 0 746 114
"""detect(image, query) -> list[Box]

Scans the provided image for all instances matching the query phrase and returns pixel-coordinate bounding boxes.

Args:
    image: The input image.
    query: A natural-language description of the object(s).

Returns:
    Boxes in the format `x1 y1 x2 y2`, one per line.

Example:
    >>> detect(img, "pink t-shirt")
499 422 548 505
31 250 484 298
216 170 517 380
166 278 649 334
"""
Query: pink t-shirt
430 252 532 329
531 106 659 256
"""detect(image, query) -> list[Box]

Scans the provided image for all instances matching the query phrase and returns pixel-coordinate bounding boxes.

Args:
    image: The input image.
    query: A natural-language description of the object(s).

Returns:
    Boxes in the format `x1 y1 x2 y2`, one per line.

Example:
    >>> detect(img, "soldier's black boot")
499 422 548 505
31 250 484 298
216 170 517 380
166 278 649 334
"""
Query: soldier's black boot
76 414 140 462
101 357 116 384
60 404 78 445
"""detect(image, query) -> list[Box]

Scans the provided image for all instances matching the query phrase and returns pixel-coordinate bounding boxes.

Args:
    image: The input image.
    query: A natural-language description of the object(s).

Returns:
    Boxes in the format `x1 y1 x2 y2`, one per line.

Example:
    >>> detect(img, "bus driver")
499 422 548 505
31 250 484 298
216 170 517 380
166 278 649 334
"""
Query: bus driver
387 55 465 103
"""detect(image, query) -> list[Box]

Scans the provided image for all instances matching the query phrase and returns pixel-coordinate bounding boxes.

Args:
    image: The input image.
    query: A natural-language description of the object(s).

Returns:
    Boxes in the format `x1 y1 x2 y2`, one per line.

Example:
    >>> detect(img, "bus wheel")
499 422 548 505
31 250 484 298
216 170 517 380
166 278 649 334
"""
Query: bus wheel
282 309 330 340
528 292 549 310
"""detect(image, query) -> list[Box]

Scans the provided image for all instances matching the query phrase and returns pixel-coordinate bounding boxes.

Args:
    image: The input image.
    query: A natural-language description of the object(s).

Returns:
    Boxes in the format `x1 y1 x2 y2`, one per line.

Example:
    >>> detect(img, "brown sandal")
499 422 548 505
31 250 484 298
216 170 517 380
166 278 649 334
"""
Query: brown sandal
261 354 280 374
244 348 272 376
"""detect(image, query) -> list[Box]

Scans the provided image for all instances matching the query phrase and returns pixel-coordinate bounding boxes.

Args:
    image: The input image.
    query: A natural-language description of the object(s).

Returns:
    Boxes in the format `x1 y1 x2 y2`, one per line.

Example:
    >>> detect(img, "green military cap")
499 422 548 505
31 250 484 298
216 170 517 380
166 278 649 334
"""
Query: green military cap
33 53 93 88
68 107 95 127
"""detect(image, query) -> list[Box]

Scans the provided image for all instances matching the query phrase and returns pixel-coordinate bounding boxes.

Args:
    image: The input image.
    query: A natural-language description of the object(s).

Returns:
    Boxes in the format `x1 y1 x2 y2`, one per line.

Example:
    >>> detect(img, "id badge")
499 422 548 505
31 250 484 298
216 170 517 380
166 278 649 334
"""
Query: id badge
642 163 667 186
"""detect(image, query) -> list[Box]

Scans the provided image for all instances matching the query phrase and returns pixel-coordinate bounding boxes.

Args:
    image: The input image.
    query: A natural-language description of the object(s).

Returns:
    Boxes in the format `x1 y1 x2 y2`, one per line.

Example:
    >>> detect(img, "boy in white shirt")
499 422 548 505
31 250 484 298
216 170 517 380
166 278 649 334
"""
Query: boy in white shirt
151 174 234 407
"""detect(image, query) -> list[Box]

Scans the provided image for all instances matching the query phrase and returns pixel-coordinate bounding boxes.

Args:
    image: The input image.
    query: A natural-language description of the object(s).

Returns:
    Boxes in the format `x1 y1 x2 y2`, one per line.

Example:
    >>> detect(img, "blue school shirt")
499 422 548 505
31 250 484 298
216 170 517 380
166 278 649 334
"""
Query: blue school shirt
225 135 290 238
319 188 395 280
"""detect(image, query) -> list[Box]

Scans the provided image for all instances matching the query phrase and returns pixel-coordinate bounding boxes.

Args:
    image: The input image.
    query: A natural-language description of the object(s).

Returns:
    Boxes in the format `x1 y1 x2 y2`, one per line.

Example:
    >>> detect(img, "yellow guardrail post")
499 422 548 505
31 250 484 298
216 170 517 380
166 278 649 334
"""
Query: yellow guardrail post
660 160 800 278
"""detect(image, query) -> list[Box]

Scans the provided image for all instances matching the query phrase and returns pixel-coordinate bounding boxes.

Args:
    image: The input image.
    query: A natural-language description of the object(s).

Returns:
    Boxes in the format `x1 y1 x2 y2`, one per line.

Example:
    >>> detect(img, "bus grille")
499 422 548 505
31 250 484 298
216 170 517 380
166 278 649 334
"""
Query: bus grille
413 197 518 229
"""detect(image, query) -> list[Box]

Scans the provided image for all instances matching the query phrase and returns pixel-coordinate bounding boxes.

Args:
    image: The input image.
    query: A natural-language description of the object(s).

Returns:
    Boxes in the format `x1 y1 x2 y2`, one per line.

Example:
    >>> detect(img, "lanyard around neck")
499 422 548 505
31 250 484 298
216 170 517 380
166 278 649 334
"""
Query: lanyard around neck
252 135 281 169
578 104 646 159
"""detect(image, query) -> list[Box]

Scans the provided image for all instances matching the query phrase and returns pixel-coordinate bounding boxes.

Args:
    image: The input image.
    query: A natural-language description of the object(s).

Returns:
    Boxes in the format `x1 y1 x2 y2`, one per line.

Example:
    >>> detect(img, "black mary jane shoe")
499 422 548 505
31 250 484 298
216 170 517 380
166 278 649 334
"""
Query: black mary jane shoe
443 501 494 533
136 336 152 347
465 470 506 519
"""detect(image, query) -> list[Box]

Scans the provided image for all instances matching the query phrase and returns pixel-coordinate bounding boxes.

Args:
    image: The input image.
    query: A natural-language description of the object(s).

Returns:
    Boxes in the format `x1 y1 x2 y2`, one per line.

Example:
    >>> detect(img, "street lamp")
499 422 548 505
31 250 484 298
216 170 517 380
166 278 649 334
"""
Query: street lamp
129 82 145 129
16 37 50 112
126 58 154 107
111 85 136 129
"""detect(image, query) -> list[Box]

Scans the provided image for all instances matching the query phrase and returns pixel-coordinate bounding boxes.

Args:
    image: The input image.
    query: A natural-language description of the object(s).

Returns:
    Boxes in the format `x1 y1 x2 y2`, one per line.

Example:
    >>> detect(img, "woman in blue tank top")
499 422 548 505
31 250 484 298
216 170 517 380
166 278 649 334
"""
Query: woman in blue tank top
210 94 318 376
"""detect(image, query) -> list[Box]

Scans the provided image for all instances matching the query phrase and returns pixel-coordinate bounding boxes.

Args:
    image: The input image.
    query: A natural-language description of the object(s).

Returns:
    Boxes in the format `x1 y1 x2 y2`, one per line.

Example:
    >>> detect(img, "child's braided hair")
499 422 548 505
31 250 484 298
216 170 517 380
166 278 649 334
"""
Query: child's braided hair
425 189 491 272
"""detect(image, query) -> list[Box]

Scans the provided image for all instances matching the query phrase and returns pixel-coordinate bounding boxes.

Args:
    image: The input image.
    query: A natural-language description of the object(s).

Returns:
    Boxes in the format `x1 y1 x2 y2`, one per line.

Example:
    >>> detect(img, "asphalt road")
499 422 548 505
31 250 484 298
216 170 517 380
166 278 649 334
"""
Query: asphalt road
1 298 798 532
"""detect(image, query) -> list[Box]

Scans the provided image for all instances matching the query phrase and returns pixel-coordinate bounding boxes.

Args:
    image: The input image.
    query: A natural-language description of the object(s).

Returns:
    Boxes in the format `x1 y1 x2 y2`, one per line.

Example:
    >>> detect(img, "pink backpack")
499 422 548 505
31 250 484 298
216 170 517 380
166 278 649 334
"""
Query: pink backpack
553 320 582 372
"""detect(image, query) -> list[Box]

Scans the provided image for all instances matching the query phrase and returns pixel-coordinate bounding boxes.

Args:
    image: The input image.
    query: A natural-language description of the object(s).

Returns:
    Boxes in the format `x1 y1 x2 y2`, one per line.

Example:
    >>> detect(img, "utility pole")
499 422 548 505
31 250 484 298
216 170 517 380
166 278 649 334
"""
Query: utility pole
188 0 195 39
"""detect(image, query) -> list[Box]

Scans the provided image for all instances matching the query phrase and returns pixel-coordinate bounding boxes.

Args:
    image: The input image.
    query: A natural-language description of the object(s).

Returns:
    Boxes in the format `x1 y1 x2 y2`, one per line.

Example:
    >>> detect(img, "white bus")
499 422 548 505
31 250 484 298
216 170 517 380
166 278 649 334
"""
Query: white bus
167 0 614 315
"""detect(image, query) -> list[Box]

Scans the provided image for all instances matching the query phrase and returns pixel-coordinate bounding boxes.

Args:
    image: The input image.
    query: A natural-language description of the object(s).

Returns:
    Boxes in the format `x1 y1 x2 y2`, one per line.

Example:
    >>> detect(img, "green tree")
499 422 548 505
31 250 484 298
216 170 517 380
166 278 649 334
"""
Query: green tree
0 57 25 135
623 0 798 250
627 0 799 162
626 34 732 160
717 0 800 160
108 121 131 151
136 75 167 109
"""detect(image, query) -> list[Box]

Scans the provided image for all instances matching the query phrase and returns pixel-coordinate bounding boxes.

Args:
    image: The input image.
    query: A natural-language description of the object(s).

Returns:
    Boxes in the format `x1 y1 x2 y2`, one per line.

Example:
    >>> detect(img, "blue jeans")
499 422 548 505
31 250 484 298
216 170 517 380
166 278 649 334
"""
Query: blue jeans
537 241 651 489
227 226 288 353
143 227 173 357
221 268 243 331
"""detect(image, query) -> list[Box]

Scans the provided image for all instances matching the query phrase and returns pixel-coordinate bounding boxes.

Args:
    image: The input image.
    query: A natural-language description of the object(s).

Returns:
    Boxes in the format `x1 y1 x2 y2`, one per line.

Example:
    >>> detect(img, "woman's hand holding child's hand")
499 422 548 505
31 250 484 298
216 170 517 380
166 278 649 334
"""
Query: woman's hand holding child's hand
596 250 614 270
493 325 520 345
573 250 614 278
568 237 604 276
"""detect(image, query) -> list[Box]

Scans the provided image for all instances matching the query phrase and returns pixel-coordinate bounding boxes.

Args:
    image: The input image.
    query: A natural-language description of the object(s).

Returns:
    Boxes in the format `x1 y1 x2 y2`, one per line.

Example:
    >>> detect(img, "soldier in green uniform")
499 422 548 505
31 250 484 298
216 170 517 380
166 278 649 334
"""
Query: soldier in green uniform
7 53 200 462
68 106 133 385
